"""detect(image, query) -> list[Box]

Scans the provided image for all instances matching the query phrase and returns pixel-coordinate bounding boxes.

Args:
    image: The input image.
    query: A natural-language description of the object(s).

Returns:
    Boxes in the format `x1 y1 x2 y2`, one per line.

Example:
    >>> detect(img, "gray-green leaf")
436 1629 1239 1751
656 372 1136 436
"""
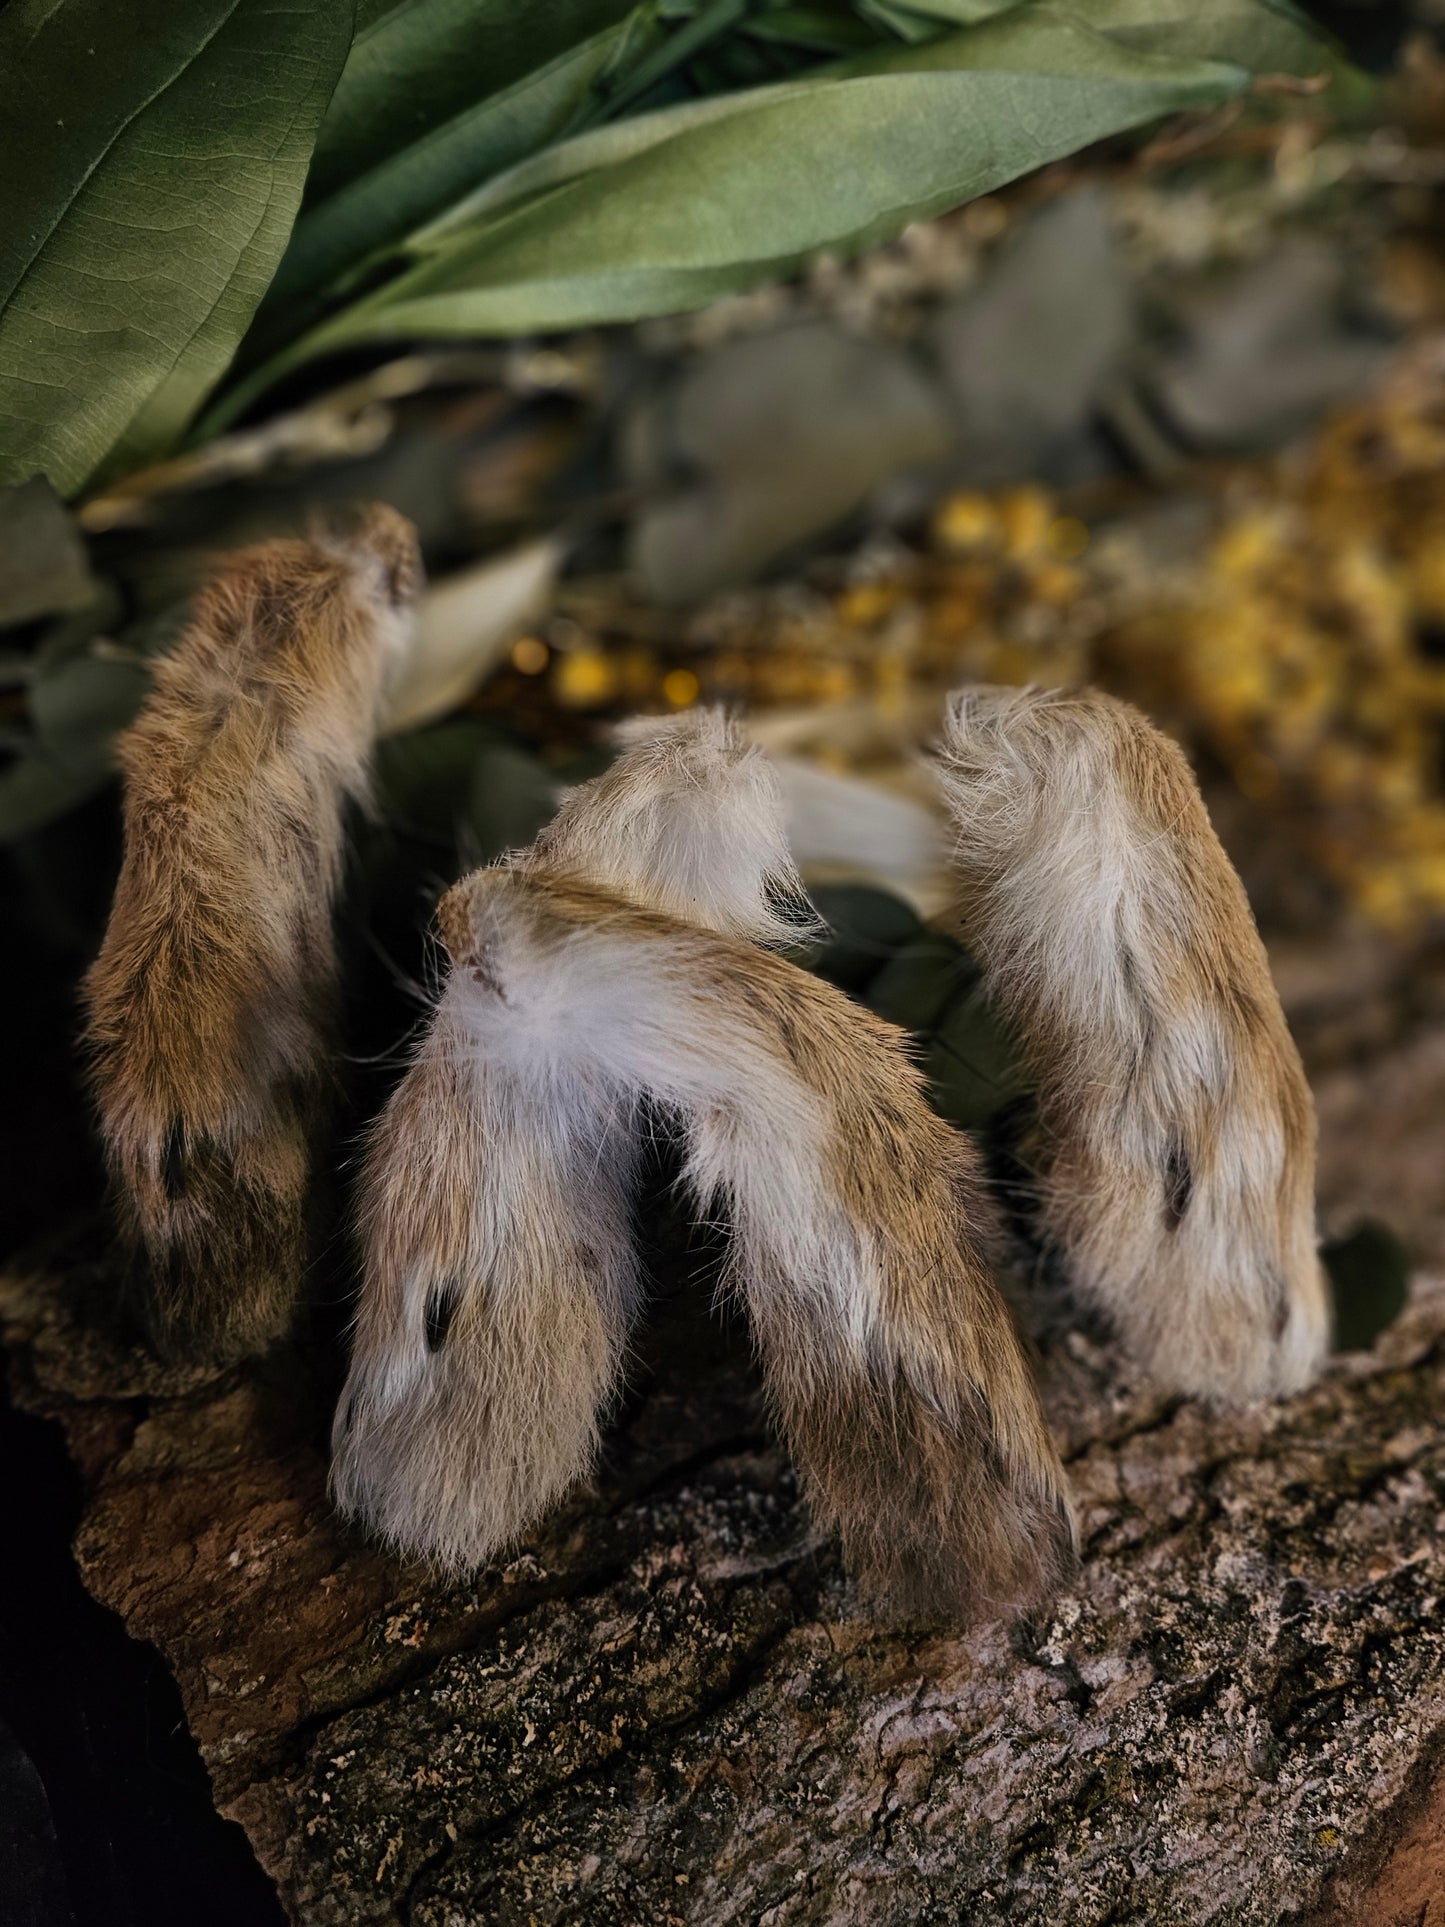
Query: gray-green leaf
1323 1220 1410 1354
0 0 355 498
262 23 634 332
309 0 637 200
224 5 1256 402
0 479 95 626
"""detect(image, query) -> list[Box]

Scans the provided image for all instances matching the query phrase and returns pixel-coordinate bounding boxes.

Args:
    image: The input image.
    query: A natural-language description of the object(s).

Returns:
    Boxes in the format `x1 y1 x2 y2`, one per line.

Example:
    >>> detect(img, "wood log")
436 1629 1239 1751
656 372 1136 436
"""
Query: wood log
3 1212 1444 1925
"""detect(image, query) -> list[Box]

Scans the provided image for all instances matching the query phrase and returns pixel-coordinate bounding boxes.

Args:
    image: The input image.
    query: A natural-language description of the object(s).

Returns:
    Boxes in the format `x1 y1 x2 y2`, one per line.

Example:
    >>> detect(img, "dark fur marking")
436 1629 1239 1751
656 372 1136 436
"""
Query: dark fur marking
470 952 507 1000
163 1120 186 1201
425 1283 458 1352
1264 1262 1289 1341
1164 1139 1193 1230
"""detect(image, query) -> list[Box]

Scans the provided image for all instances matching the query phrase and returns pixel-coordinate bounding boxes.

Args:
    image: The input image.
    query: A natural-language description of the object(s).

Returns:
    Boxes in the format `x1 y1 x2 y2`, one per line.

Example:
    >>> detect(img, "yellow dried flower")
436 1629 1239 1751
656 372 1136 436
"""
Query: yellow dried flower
552 649 620 709
997 486 1054 558
836 580 902 627
933 492 1000 553
661 668 700 707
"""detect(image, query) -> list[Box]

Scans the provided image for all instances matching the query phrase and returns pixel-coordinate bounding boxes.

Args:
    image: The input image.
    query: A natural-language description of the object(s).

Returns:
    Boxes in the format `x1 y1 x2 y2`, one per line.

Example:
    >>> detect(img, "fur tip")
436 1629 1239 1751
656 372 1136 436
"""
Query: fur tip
935 681 1329 1405
529 704 823 945
82 513 422 1359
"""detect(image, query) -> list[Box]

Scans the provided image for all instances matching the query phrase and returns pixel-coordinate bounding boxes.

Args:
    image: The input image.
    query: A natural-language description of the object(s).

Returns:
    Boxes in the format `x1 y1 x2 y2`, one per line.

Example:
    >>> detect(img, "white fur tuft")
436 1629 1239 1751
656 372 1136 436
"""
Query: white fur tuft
527 706 821 945
936 683 1329 1402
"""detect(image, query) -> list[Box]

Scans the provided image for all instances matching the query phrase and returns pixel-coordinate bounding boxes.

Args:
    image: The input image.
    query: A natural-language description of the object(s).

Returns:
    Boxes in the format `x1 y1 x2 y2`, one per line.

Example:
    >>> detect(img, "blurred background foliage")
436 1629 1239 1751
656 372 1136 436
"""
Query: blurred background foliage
1 0 1441 1327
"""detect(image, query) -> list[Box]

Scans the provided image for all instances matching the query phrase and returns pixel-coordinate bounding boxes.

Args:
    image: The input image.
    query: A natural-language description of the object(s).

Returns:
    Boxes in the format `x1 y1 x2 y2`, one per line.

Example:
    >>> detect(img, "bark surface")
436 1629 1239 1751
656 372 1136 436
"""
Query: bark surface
4 1017 1444 1927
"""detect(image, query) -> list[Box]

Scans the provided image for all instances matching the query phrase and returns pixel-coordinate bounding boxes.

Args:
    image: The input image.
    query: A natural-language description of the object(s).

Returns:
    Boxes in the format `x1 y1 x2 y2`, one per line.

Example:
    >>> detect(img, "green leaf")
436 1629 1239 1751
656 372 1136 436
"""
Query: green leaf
0 750 114 843
358 720 563 952
0 479 96 627
808 883 926 991
864 0 1337 70
924 979 1027 1129
0 0 356 497
0 1 231 310
867 936 979 1033
1069 0 1345 75
373 718 504 846
463 735 564 864
860 930 1028 1128
216 4 1250 410
260 24 635 333
856 0 1026 36
29 648 150 777
744 9 890 55
373 718 560 860
1323 1220 1410 1353
309 0 638 201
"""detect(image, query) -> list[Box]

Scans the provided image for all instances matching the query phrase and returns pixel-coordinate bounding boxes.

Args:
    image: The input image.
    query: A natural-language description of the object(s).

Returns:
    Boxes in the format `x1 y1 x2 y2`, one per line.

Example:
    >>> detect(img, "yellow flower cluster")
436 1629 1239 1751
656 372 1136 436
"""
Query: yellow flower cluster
495 483 1096 724
477 362 1445 932
1104 362 1445 930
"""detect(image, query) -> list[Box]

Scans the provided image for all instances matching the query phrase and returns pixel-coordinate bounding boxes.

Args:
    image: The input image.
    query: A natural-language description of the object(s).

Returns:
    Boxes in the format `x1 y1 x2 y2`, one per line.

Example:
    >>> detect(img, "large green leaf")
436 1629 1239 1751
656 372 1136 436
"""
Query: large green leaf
308 0 638 200
0 0 234 311
259 0 873 354
870 0 1337 68
214 4 1255 415
0 0 355 498
393 0 1337 248
857 0 1026 36
1073 0 1343 73
260 22 636 331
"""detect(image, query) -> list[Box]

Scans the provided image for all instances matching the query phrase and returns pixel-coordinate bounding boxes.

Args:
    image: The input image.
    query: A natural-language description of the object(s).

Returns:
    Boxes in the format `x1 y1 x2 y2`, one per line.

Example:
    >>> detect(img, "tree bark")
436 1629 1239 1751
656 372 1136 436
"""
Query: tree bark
3 1212 1444 1927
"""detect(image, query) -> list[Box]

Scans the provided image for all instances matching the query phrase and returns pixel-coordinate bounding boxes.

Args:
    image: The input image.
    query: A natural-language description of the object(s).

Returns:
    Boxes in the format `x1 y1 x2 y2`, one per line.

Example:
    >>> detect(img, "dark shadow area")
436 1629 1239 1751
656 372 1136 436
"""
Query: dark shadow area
0 1376 285 1925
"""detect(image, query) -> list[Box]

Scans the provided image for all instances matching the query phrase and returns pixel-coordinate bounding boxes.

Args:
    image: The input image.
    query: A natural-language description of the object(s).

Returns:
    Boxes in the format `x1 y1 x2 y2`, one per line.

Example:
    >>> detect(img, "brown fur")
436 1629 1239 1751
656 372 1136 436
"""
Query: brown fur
936 685 1329 1399
386 863 1077 1618
82 507 420 1358
332 985 642 1572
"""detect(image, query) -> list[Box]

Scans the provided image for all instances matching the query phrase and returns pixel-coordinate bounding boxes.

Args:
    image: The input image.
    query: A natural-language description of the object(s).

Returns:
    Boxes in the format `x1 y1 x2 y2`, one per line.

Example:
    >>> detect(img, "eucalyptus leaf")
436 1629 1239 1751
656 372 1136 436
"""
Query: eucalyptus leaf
261 25 635 336
808 883 927 990
29 650 150 777
310 0 638 200
0 479 95 627
0 751 113 843
0 0 354 497
213 7 1250 417
1323 1220 1410 1353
